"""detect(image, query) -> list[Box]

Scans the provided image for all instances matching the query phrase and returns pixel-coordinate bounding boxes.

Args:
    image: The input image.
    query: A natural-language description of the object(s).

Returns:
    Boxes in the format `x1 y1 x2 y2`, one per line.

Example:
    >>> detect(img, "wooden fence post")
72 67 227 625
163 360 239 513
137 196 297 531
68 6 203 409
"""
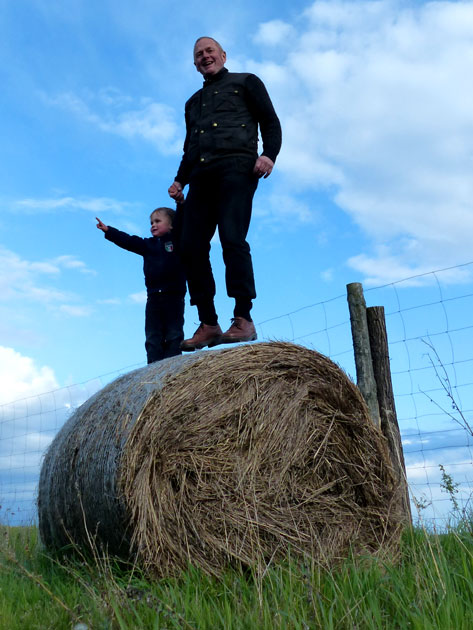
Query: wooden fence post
366 306 412 522
346 282 380 427
347 281 411 523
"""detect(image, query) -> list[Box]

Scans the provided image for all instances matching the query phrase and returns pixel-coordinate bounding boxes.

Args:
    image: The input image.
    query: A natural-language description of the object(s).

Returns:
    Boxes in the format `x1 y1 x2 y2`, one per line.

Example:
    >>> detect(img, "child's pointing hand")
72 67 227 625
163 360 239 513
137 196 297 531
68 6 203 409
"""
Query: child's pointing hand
96 217 109 232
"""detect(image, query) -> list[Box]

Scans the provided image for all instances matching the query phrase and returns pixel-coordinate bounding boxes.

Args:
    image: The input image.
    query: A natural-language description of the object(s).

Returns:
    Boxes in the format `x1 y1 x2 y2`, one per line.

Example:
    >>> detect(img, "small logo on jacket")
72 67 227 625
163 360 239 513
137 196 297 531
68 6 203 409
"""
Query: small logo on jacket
164 242 174 253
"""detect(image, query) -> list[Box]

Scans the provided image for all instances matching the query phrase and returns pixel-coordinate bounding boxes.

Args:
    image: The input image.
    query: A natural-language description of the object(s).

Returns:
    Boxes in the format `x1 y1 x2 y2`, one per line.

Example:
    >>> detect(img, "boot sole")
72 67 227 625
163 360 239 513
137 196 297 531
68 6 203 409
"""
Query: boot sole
220 333 257 344
180 336 223 352
207 336 223 348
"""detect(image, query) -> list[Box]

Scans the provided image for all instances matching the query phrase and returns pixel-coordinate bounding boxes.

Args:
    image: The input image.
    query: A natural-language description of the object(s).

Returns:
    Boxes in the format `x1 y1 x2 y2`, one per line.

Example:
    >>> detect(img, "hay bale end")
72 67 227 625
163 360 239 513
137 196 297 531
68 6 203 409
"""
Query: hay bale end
38 341 403 576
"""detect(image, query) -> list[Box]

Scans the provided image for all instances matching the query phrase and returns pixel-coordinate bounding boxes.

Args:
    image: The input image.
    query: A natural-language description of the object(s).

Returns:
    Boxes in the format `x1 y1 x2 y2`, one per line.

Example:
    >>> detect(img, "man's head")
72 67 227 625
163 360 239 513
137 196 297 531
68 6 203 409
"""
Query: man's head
150 207 175 237
194 37 226 77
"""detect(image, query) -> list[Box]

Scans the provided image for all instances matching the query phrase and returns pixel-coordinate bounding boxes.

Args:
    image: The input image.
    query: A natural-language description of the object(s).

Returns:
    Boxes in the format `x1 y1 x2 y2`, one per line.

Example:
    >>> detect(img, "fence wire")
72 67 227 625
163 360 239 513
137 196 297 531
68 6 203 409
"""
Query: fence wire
1 263 473 528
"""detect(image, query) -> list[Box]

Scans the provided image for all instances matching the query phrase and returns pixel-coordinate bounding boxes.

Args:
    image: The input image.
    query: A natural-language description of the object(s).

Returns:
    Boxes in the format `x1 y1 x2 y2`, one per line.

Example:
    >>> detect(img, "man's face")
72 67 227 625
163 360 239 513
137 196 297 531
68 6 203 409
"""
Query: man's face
194 38 226 77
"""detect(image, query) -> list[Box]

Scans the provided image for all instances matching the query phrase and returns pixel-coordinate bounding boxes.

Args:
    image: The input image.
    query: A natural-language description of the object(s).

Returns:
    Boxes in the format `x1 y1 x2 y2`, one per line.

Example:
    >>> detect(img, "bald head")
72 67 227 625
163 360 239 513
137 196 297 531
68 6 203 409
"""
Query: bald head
194 36 224 54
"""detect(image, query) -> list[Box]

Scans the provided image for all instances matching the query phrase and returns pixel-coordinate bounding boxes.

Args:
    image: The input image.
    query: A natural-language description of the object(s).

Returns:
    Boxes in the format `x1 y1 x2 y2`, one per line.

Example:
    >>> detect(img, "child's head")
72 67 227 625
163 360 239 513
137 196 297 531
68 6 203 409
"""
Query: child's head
150 207 175 238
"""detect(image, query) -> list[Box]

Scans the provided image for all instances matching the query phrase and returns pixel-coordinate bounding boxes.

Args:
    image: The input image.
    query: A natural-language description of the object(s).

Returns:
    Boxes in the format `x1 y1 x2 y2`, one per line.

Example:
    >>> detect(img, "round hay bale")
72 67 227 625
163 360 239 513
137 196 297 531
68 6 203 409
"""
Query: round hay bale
38 342 402 576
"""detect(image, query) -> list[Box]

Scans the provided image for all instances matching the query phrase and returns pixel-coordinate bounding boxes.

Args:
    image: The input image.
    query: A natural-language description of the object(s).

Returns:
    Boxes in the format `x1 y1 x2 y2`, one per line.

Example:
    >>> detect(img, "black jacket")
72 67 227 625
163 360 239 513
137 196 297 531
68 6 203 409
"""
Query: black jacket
105 227 186 296
176 68 282 185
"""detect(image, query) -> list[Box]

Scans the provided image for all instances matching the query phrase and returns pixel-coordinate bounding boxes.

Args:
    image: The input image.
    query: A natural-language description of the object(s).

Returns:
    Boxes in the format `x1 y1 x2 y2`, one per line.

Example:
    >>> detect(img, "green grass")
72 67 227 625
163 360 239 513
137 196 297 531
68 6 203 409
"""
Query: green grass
1 521 473 630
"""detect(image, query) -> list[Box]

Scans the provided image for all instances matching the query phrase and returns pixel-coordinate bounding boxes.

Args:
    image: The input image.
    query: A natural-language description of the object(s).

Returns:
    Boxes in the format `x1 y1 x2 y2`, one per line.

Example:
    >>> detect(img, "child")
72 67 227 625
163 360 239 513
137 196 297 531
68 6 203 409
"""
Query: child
96 208 186 364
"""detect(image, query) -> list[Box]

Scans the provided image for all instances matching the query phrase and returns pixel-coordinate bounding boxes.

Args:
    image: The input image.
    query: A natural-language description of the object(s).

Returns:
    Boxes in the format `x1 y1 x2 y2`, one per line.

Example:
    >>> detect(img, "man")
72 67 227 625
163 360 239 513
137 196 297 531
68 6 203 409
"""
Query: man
169 36 282 351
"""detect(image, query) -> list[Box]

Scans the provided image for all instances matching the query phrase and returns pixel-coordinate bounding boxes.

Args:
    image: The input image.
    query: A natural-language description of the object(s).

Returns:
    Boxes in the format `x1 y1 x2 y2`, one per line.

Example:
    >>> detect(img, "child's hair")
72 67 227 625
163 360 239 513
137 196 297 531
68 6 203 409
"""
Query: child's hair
150 207 176 224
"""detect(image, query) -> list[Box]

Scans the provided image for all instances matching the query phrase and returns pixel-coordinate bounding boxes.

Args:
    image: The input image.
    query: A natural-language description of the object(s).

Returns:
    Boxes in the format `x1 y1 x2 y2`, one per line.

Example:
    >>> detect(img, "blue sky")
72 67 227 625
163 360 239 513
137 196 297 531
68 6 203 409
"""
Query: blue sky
1 0 473 523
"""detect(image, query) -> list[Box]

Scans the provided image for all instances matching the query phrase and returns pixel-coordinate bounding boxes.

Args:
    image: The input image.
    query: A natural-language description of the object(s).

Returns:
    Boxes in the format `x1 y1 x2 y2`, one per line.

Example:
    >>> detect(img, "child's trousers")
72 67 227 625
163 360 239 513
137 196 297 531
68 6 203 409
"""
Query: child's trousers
145 293 185 363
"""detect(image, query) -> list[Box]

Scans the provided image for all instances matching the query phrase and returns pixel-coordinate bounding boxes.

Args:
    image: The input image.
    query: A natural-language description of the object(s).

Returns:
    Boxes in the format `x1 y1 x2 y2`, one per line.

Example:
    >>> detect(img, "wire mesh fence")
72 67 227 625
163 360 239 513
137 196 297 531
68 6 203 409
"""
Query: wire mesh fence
1 263 472 528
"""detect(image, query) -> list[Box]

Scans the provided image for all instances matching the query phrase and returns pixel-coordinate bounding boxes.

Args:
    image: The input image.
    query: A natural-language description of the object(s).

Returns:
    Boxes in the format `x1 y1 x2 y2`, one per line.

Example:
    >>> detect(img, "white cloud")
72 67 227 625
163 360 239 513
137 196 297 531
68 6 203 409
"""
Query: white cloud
253 190 315 228
58 304 93 317
104 102 182 154
97 297 122 305
0 347 104 524
46 92 183 155
348 249 473 287
0 246 94 314
13 195 133 215
0 346 59 405
254 19 296 46
0 247 70 303
321 268 334 283
129 290 147 304
54 255 96 274
26 255 95 276
259 1 473 282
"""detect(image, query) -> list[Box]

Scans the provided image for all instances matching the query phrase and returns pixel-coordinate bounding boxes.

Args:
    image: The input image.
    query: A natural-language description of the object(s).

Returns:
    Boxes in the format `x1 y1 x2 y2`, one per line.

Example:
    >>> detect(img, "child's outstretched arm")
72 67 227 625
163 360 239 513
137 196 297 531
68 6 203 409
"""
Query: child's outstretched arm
96 217 109 232
97 219 146 256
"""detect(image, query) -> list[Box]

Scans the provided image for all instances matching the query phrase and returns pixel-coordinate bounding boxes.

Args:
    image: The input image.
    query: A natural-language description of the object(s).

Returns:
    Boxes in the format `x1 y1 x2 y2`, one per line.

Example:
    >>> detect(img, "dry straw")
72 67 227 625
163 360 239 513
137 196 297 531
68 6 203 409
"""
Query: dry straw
39 342 403 577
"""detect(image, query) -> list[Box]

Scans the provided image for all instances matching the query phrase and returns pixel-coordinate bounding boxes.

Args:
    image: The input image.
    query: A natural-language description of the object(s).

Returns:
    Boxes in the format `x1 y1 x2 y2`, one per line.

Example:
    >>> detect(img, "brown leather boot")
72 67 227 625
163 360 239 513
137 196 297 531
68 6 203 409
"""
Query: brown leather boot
180 323 223 352
221 317 257 344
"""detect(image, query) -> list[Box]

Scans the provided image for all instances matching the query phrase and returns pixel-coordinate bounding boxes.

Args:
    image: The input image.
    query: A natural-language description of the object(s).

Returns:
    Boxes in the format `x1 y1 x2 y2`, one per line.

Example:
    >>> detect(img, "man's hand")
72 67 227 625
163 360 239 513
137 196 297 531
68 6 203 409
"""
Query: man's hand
253 155 274 179
168 180 185 203
96 217 108 232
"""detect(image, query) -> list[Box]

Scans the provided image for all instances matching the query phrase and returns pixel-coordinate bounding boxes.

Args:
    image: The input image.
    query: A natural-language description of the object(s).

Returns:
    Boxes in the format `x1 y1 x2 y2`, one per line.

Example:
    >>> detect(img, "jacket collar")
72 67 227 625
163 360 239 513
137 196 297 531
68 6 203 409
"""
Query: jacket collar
203 67 228 85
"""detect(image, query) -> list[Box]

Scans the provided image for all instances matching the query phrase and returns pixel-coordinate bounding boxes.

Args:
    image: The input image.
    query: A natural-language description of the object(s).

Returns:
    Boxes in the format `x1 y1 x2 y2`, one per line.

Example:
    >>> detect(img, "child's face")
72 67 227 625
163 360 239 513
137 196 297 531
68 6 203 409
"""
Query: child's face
150 212 172 238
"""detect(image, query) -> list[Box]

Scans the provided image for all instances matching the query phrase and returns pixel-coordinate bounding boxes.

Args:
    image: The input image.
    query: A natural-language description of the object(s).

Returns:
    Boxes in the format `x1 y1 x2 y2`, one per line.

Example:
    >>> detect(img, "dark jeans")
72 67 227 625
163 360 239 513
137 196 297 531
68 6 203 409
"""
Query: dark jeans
145 293 185 364
179 157 258 307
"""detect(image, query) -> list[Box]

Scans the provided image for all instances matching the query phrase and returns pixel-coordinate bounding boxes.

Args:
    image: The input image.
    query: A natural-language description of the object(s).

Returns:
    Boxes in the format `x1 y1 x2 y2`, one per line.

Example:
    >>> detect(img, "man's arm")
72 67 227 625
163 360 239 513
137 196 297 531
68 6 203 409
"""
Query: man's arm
245 74 282 177
168 108 192 202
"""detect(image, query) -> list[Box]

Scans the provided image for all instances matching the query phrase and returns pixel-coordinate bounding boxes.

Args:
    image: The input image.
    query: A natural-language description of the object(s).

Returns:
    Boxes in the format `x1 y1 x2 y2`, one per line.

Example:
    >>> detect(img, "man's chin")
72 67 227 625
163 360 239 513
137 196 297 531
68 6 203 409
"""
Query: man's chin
202 64 217 76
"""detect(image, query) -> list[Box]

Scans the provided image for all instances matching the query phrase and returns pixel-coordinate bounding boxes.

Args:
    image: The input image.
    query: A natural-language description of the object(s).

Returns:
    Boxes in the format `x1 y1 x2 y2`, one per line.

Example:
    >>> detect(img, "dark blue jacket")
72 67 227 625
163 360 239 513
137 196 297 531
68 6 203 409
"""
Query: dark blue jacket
105 227 186 297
